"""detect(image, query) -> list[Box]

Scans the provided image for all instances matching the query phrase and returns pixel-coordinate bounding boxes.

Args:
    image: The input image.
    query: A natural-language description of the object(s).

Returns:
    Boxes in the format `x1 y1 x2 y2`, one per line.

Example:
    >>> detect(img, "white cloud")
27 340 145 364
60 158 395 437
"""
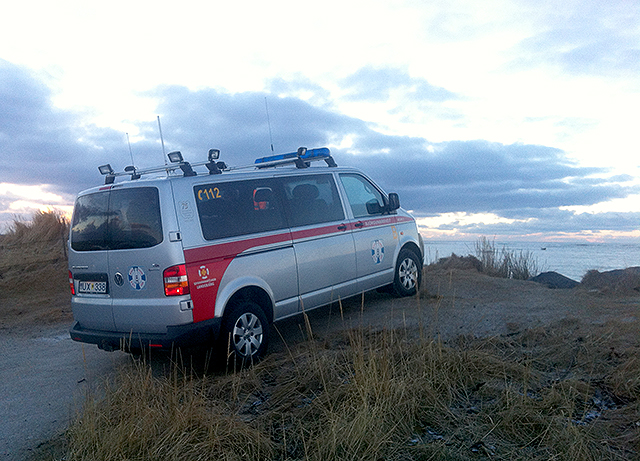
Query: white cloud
0 183 66 204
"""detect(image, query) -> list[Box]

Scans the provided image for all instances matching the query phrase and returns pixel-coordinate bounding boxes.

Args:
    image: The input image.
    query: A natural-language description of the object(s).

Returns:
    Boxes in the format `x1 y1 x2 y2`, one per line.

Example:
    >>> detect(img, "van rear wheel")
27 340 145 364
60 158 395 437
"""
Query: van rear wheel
222 301 269 365
393 249 422 297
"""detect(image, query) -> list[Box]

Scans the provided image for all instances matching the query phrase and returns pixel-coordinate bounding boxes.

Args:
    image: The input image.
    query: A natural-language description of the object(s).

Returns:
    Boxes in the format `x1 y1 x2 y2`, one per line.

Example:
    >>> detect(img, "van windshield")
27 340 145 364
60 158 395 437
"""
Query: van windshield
71 187 163 251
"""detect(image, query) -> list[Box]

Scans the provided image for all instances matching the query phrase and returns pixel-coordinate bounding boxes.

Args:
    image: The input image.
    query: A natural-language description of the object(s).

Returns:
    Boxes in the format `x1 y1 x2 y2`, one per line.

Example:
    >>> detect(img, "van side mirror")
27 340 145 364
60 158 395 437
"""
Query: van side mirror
387 193 400 211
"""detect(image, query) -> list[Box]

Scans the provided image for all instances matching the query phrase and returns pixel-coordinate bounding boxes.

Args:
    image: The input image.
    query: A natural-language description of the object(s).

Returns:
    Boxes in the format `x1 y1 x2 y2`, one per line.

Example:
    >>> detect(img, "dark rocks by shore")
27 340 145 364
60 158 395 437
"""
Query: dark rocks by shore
580 267 640 294
529 271 579 289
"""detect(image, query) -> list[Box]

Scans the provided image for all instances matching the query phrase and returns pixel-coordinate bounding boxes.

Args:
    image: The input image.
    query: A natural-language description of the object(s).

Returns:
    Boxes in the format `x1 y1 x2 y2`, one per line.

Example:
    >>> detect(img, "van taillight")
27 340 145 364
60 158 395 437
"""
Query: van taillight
68 271 75 295
163 265 189 296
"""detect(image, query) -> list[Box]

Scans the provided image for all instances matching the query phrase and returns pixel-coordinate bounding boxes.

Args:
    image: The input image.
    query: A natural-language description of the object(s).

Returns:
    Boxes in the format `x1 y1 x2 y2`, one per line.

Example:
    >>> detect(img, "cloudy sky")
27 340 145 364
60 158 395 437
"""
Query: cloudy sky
1 0 638 241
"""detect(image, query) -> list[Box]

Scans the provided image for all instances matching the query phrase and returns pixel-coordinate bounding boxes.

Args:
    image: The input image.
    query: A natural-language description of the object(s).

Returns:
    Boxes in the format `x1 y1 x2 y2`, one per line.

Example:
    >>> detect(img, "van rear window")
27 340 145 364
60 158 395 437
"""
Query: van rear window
71 188 163 251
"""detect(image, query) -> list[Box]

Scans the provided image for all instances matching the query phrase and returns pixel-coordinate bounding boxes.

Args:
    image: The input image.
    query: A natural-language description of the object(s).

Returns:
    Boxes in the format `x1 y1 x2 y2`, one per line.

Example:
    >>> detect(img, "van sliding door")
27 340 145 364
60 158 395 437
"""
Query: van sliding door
281 174 357 310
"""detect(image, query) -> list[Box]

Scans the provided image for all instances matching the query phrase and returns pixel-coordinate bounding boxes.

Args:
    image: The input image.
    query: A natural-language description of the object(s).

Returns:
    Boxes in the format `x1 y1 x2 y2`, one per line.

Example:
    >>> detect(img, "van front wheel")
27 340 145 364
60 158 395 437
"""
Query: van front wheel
222 301 269 364
393 249 422 297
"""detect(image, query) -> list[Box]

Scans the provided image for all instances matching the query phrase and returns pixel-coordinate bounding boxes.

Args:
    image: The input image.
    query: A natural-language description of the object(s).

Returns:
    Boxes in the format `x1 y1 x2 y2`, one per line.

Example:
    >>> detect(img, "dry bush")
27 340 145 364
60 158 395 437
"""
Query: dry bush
432 253 483 272
430 237 541 280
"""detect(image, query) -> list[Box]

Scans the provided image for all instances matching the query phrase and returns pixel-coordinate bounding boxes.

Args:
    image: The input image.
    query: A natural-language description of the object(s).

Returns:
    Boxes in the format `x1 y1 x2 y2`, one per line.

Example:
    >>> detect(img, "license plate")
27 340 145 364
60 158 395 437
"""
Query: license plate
78 281 107 294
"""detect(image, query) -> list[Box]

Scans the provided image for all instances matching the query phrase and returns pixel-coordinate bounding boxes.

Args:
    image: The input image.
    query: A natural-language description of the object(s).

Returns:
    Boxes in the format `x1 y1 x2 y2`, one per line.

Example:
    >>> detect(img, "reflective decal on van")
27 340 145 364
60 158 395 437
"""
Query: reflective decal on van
128 266 147 290
193 265 217 290
371 240 385 264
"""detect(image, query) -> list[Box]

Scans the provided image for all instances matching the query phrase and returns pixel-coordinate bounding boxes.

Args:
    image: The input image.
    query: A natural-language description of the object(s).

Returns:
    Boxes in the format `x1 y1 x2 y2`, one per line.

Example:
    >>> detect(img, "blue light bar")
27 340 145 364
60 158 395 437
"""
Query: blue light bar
254 147 331 165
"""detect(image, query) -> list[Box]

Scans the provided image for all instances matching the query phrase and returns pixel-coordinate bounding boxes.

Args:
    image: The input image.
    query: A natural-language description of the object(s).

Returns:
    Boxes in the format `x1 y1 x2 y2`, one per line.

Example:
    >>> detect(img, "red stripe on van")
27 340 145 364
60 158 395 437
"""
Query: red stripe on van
184 231 291 322
183 224 345 322
183 216 415 323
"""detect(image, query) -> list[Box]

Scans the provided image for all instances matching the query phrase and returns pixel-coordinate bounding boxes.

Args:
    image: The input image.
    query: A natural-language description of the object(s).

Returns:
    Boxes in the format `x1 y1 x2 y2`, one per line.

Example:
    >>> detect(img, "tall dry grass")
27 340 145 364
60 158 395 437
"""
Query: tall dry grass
2 209 69 246
475 236 541 280
0 210 70 324
62 311 640 460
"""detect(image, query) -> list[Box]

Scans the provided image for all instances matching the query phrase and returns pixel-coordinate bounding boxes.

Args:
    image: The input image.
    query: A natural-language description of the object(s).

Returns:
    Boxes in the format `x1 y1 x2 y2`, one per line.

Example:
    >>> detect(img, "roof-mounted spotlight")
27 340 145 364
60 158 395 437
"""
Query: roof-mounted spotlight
167 150 196 176
99 164 114 175
98 164 115 184
206 148 225 175
168 151 184 163
208 148 220 161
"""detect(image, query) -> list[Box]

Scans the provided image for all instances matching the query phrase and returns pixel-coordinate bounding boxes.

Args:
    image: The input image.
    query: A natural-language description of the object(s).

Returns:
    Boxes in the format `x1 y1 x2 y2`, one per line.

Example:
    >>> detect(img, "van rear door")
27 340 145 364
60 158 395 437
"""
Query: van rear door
70 186 188 334
104 186 186 333
69 191 114 331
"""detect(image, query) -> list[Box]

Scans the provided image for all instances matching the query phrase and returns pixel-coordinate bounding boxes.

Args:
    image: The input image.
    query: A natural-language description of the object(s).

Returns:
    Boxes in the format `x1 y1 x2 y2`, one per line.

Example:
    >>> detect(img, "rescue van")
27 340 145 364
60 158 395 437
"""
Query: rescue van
68 147 424 361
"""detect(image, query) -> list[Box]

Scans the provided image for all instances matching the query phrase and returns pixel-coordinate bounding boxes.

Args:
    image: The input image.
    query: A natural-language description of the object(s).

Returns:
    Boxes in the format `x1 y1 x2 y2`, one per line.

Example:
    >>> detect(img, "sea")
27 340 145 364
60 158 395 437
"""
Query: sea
422 239 640 282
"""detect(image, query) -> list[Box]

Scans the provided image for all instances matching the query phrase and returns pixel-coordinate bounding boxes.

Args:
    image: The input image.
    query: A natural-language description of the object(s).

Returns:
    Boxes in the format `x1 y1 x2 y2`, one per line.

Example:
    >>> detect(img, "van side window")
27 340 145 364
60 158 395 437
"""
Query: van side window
281 174 345 227
109 189 164 249
195 179 285 240
71 188 163 251
339 174 386 218
70 192 109 251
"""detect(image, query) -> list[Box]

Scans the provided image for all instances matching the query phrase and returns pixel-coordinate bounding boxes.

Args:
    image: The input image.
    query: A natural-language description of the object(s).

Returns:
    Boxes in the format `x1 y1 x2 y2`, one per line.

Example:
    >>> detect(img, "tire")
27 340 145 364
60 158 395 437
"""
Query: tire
221 301 269 365
393 249 422 297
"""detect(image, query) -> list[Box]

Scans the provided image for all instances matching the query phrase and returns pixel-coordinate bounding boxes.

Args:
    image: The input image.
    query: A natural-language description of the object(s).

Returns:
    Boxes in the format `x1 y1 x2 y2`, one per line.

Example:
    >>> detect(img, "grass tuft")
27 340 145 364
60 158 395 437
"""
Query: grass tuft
474 236 541 280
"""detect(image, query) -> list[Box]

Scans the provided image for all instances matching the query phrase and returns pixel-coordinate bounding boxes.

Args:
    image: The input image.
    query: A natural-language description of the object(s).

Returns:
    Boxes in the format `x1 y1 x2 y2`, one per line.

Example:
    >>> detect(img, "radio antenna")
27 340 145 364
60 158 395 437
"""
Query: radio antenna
126 132 135 165
264 97 275 152
157 115 167 166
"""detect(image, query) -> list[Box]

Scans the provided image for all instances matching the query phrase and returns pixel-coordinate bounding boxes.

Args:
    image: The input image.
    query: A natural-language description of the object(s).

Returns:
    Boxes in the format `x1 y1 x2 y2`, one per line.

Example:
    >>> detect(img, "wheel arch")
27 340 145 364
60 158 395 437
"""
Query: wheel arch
223 285 274 324
398 241 424 268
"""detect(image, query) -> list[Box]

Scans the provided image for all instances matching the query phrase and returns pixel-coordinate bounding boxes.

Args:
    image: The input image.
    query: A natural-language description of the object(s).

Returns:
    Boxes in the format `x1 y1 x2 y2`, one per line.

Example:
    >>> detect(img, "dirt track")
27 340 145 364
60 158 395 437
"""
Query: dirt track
2 267 639 459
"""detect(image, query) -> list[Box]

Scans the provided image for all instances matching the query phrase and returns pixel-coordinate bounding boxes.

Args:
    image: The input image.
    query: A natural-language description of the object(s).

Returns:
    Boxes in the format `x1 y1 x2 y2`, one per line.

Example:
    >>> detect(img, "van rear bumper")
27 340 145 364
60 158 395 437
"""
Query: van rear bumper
69 318 222 352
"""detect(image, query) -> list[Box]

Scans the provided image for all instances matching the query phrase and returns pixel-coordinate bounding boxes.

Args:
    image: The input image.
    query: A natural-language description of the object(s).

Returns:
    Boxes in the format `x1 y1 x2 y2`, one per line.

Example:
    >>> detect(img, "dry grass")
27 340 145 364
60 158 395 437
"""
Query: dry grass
58 310 640 461
474 236 541 280
0 210 71 329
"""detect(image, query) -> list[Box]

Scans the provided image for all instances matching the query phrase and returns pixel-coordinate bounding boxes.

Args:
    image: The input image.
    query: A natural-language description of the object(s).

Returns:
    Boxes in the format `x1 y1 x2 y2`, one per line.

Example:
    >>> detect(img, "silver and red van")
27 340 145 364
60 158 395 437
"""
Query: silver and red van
68 147 423 361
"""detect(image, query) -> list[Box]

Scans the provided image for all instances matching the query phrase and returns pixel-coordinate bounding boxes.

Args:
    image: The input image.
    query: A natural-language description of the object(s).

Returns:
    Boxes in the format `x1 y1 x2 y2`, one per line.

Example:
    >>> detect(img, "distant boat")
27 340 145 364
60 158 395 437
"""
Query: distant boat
541 247 547 250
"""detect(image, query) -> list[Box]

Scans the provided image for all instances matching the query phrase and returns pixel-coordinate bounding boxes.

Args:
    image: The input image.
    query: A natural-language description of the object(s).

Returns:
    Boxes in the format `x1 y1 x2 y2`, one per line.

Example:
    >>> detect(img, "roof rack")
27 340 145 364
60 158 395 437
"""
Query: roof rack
98 146 337 185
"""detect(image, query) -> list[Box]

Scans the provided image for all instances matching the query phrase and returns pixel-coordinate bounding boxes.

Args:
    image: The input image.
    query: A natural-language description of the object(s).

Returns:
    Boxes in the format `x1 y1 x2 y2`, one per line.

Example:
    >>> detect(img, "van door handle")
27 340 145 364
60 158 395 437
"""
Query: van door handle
354 221 364 228
337 224 347 231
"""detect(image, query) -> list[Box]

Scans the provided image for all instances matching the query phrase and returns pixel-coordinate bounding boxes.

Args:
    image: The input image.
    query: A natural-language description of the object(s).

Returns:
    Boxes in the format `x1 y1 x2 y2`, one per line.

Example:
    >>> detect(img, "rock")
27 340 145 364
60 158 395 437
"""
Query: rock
580 267 640 294
529 271 579 289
